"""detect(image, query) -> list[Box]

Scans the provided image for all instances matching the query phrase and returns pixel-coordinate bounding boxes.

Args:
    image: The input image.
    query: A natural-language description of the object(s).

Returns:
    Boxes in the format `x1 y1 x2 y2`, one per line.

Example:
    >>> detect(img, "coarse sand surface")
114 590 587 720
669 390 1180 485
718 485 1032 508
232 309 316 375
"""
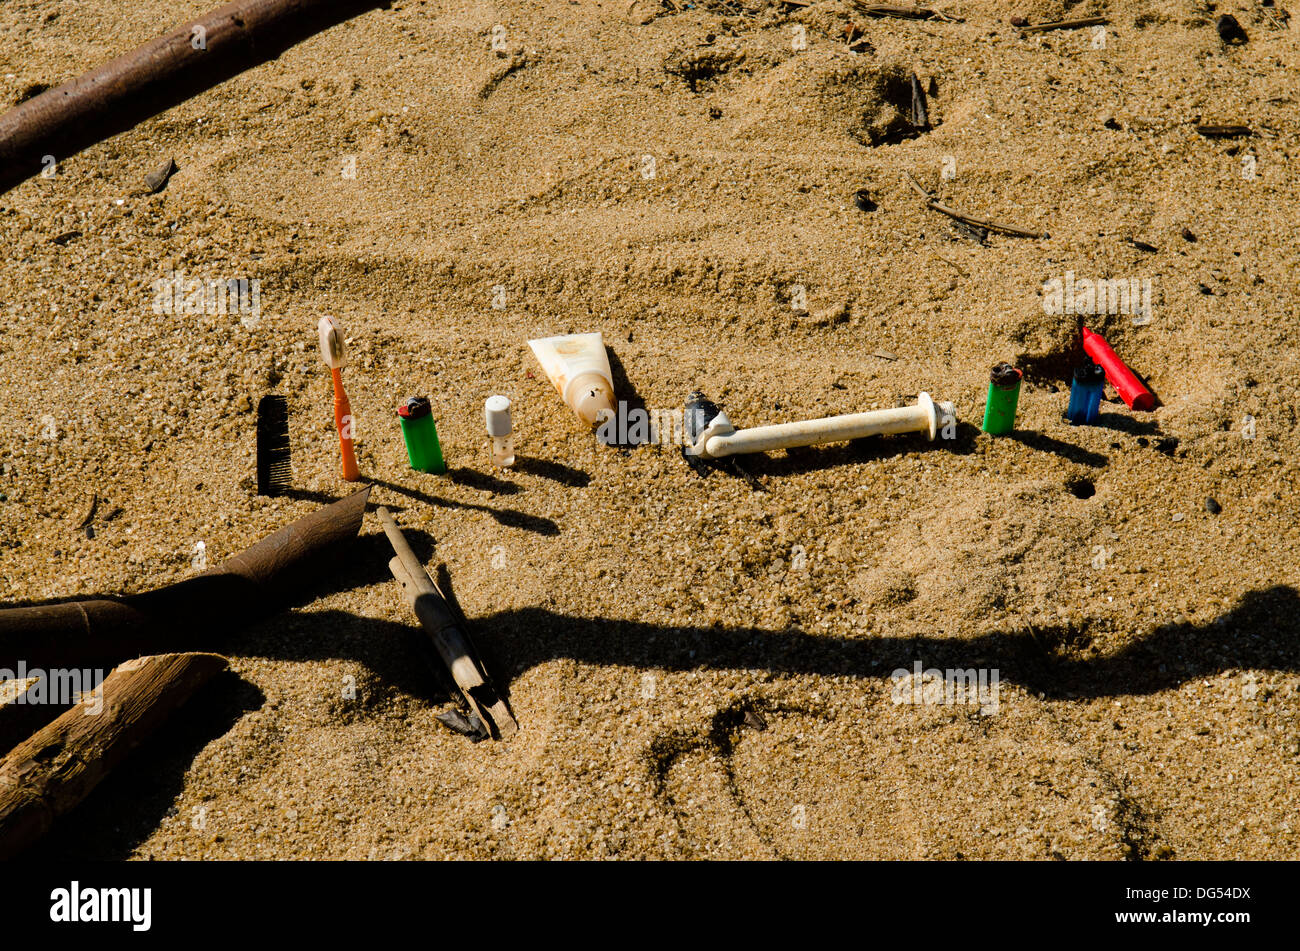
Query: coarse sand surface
0 0 1297 859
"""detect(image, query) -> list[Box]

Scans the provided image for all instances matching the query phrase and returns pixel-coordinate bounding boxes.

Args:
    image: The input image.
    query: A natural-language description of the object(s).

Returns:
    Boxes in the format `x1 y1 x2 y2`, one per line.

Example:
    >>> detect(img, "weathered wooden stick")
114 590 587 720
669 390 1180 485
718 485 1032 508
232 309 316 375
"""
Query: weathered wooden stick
0 652 228 860
1019 17 1109 33
904 171 1047 239
0 486 371 669
0 0 384 195
375 507 517 739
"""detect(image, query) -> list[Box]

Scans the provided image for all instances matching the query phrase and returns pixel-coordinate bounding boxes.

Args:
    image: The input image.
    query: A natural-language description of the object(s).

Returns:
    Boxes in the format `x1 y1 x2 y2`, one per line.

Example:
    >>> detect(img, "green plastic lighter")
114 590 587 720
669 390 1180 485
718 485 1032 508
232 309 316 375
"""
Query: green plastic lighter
397 396 446 473
981 363 1022 435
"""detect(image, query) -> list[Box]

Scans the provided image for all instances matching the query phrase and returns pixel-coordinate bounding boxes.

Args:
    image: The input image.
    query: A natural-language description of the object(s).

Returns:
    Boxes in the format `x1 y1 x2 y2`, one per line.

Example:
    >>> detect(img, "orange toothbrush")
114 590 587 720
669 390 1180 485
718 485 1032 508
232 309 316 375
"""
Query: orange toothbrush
318 316 360 481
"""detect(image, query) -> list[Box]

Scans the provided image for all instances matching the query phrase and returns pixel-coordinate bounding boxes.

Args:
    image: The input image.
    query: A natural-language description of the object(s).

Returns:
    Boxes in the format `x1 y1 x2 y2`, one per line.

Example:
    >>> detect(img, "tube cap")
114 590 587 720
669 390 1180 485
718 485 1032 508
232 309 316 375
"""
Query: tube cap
565 371 615 426
484 395 512 436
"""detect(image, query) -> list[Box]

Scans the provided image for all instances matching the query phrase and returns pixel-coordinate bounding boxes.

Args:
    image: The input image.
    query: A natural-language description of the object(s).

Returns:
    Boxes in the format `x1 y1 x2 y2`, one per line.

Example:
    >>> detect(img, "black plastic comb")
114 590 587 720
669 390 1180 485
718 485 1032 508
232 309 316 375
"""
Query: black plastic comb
256 394 291 496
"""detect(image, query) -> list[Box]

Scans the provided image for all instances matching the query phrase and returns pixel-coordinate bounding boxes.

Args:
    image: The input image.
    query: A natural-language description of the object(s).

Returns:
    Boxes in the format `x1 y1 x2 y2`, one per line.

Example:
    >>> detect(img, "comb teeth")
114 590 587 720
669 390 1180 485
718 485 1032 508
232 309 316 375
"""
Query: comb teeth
256 395 291 497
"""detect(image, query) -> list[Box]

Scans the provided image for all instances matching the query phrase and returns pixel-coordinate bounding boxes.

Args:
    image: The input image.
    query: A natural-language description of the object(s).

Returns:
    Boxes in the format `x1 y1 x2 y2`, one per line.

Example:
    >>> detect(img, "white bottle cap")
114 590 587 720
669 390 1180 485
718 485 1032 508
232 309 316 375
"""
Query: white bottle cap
484 395 512 436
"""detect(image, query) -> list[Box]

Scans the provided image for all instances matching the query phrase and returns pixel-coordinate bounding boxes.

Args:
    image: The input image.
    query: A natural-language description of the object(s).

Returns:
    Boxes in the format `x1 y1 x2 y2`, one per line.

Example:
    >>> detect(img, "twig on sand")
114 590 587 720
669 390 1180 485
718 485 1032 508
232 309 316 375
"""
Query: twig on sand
1262 6 1289 30
1194 123 1252 137
930 253 968 277
903 171 1047 239
1019 16 1109 33
854 4 963 22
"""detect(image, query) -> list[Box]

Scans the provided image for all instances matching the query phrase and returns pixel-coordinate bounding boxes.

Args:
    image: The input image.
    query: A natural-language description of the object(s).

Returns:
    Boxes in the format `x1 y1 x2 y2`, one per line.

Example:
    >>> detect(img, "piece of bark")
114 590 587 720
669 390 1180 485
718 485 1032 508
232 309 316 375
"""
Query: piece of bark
0 0 385 195
910 72 929 128
0 652 227 860
0 486 371 669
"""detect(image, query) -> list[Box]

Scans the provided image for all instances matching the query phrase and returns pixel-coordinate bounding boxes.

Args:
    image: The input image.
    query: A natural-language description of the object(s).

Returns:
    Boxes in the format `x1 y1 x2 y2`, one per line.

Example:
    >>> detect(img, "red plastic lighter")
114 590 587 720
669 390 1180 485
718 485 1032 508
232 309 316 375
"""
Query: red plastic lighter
1081 327 1154 411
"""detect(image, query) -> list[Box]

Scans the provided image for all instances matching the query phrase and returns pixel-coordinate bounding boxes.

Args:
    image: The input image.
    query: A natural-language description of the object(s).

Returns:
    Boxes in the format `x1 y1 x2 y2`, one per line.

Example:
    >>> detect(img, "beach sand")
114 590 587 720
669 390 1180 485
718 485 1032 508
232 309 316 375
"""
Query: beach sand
1 0 1297 858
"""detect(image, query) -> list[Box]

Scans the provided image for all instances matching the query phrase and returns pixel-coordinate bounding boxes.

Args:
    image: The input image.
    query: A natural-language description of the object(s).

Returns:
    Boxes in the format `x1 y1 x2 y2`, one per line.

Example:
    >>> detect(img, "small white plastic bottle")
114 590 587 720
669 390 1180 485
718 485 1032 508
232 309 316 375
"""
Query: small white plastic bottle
484 395 515 467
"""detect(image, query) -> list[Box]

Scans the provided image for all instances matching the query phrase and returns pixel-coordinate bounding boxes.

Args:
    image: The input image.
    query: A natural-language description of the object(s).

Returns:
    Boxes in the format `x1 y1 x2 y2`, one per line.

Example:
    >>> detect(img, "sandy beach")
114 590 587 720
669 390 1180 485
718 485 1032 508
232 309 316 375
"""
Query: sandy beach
1 0 1297 859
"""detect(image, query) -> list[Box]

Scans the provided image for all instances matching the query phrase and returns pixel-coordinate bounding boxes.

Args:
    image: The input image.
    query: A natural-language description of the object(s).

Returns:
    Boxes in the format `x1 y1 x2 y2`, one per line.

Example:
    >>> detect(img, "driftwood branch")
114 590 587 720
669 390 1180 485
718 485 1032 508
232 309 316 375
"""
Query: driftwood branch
376 507 517 740
0 486 371 669
0 652 227 860
903 171 1047 239
0 0 385 195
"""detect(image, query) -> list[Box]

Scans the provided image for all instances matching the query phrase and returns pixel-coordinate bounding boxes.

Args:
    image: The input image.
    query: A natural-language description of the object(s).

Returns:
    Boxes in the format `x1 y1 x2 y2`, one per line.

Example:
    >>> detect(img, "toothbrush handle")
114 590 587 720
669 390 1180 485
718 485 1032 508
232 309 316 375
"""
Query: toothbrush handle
332 368 360 481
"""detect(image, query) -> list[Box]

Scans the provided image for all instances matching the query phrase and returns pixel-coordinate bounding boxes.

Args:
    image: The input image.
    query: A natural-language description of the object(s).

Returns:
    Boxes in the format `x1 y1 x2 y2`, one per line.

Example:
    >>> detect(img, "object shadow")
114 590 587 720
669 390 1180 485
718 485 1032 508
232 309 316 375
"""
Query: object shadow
26 581 1300 858
1093 411 1160 436
366 478 559 537
604 347 650 450
447 467 521 496
228 586 1300 706
37 669 265 861
513 456 591 488
1007 431 1108 468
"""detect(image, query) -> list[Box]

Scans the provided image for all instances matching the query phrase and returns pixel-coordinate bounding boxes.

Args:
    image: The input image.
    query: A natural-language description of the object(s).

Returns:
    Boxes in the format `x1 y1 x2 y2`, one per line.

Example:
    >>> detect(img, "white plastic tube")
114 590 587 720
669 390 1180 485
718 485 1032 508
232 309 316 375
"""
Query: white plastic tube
528 332 616 426
697 393 952 460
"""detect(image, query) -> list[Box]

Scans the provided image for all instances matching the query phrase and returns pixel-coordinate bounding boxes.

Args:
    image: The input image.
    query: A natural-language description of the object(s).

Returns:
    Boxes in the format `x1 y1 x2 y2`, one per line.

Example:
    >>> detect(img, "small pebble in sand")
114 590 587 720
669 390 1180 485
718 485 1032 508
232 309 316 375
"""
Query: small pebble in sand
144 157 177 193
1172 513 1185 522
1205 497 1222 514
1216 14 1248 45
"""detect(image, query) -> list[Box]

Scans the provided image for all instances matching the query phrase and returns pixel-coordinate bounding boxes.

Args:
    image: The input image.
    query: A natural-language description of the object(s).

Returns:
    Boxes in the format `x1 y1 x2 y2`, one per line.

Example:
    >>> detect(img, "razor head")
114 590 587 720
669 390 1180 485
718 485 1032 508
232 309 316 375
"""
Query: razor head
682 391 722 476
684 390 722 443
